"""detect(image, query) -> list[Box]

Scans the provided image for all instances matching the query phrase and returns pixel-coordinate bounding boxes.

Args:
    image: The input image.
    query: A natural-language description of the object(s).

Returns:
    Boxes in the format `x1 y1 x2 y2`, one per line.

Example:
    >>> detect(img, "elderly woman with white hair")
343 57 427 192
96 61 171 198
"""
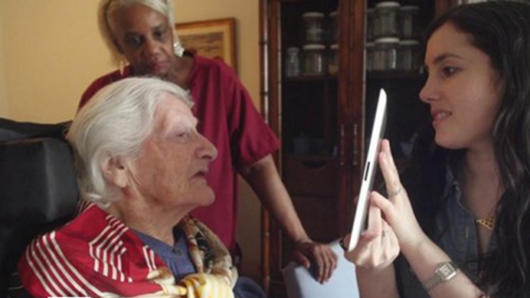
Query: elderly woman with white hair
78 0 337 284
17 77 266 297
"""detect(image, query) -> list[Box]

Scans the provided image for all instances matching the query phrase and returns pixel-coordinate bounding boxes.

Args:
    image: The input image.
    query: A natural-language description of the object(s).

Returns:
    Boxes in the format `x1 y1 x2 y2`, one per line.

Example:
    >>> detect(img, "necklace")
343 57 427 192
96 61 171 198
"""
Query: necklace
476 215 495 230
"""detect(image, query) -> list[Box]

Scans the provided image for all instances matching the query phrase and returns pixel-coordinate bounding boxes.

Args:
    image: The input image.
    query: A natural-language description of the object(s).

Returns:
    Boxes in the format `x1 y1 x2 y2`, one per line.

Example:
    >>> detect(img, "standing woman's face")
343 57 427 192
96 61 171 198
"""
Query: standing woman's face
419 23 504 151
109 4 177 78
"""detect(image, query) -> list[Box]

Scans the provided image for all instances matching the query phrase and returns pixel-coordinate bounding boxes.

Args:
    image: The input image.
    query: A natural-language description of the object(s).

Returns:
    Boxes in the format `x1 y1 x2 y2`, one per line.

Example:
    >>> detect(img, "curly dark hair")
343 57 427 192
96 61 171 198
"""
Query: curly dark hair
406 1 530 297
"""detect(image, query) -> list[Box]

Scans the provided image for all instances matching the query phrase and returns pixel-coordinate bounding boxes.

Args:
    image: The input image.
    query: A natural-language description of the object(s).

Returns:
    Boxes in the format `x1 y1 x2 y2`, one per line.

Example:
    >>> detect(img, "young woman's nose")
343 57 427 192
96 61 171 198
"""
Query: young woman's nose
419 75 438 103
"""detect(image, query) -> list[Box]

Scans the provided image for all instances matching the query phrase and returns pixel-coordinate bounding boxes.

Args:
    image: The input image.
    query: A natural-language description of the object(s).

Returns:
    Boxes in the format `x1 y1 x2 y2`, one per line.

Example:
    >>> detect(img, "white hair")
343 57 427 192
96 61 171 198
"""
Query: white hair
66 77 192 208
98 0 184 65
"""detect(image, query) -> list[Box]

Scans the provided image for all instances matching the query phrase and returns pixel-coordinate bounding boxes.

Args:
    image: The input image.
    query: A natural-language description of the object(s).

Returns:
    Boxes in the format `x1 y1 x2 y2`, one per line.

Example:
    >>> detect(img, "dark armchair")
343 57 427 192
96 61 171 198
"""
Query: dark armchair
0 118 79 297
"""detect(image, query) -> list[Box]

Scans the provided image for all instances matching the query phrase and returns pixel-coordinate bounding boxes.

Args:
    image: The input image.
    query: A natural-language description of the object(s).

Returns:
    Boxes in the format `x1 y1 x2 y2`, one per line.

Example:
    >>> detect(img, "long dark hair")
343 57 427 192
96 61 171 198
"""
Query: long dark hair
408 1 530 297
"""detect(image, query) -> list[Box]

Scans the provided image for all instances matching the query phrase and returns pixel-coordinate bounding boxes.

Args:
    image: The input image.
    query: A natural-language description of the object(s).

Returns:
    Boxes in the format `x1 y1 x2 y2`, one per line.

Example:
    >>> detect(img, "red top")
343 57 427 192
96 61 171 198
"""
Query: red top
79 55 279 251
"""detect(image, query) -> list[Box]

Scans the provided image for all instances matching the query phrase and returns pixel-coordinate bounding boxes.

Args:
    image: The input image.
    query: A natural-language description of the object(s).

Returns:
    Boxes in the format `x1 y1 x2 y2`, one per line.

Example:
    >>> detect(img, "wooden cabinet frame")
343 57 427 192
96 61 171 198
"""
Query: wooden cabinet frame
259 0 458 296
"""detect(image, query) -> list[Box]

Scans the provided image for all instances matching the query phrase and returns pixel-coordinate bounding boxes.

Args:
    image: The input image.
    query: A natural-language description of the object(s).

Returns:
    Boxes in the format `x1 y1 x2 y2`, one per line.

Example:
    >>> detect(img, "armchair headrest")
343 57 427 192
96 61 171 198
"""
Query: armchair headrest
0 137 78 223
0 118 68 142
0 119 79 296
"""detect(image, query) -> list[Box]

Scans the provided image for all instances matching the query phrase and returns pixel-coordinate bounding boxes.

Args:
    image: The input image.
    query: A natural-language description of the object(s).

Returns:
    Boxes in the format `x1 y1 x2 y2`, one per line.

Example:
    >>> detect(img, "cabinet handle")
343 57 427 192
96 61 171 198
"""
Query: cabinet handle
340 124 345 166
353 123 358 167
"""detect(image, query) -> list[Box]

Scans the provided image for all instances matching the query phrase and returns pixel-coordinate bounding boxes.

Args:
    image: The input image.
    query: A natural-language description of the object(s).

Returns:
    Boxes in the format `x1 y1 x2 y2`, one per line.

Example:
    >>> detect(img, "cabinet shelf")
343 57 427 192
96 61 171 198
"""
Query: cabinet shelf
285 153 336 163
367 70 424 80
283 75 337 83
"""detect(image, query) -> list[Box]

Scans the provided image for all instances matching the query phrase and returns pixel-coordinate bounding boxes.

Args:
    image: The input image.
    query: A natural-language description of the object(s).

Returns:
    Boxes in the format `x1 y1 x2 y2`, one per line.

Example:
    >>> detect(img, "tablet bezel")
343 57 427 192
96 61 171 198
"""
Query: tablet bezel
347 88 387 251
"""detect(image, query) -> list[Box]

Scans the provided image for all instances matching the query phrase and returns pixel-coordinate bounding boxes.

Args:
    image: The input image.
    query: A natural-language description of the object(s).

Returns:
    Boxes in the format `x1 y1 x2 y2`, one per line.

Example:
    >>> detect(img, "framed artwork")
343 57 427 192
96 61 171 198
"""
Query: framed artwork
176 18 237 71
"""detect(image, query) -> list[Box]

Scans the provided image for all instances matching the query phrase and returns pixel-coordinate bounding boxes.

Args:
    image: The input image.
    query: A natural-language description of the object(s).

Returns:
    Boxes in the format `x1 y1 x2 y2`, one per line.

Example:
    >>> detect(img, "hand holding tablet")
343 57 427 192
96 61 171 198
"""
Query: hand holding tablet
347 89 387 251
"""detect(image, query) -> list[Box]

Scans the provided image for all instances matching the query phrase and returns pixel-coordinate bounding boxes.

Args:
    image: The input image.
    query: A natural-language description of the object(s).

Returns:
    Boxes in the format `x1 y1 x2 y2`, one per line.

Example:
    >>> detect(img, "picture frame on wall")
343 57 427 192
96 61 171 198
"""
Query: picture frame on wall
175 18 237 72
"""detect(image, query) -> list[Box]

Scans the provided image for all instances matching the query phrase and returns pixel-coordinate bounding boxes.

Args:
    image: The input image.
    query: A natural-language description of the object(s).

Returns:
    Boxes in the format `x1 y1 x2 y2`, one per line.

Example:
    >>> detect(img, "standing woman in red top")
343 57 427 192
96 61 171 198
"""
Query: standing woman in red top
79 0 337 286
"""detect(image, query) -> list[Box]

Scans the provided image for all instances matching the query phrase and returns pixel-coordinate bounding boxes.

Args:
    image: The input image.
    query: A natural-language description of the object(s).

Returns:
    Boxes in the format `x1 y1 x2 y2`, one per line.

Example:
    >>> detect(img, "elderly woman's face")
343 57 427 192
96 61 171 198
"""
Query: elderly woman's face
109 4 176 78
128 94 218 210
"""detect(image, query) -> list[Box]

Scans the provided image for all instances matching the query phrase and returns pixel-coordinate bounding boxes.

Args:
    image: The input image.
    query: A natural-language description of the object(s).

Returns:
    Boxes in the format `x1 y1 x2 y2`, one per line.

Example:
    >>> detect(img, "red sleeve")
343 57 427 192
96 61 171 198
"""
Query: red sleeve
217 61 280 168
78 68 130 112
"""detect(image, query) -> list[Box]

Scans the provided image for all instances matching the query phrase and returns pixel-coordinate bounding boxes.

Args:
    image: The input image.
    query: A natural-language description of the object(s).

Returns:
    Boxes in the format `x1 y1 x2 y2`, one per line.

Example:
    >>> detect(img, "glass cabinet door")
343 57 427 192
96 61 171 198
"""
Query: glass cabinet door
364 0 434 163
260 1 456 297
263 1 344 297
278 0 341 245
280 1 339 161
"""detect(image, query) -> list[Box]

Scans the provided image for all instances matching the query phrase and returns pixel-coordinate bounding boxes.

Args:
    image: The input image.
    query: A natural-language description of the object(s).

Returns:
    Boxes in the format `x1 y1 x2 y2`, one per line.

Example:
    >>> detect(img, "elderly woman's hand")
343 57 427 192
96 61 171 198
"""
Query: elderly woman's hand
292 239 338 283
344 202 400 270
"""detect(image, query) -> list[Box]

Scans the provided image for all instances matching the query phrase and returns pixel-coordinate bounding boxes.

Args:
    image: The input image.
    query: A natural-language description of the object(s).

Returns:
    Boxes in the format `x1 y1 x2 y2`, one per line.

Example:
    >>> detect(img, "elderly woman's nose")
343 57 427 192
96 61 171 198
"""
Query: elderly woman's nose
197 134 218 161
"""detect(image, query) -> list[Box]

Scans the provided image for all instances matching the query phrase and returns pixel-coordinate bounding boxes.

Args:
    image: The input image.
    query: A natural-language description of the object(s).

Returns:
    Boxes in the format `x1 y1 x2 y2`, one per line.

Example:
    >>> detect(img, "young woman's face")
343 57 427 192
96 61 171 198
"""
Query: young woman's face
420 23 504 150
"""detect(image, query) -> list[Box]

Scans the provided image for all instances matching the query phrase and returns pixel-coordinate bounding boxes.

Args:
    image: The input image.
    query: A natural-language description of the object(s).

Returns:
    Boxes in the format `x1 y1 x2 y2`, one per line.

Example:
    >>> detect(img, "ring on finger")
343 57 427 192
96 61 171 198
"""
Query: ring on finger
388 187 402 198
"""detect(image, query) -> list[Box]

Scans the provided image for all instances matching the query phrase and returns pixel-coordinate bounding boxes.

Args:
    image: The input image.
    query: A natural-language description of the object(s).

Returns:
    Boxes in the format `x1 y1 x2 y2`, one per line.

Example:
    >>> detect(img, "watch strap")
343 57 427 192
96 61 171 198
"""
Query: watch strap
423 261 458 291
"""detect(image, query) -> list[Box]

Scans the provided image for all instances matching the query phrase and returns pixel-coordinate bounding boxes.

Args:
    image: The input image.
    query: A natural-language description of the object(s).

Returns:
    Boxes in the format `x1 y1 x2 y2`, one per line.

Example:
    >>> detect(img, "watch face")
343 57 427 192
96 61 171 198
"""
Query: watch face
438 263 457 280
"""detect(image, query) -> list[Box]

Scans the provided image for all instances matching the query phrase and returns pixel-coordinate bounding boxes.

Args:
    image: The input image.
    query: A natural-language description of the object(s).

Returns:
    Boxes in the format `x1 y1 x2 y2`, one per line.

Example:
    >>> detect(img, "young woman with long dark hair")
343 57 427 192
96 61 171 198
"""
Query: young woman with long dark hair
346 1 530 297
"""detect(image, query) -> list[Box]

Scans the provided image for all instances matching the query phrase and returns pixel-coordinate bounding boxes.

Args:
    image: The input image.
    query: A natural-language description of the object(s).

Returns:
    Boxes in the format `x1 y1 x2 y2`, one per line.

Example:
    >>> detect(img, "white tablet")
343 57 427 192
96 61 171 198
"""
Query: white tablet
348 88 387 251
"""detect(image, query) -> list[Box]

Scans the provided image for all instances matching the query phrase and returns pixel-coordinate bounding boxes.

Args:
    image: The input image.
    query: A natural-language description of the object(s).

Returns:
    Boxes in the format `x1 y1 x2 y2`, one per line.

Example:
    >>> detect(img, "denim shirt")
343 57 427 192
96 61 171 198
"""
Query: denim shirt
395 167 496 297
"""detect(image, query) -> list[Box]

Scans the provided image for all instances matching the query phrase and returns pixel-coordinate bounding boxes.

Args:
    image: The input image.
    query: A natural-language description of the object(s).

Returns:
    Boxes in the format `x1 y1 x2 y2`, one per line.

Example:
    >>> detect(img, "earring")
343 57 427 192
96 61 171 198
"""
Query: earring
174 41 184 57
119 59 125 75
173 33 184 57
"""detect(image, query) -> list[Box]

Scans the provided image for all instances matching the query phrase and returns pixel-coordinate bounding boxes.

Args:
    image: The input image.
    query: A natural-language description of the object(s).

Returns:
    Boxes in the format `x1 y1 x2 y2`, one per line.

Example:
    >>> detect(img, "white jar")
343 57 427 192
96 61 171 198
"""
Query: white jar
302 12 325 43
366 8 375 41
366 42 375 72
285 47 300 77
373 37 399 71
329 11 339 43
397 40 420 72
374 1 400 38
303 44 326 75
399 6 420 39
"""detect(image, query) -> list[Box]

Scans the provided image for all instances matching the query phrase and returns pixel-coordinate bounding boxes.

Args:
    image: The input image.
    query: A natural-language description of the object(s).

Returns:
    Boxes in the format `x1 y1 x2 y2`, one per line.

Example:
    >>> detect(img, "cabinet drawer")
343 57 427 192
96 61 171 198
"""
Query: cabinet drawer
283 155 338 197
291 195 340 242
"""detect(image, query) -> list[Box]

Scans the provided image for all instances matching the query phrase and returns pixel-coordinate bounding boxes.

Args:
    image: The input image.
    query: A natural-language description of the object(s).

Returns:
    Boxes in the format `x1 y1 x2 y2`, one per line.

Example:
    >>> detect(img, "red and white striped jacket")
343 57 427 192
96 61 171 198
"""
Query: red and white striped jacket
18 204 226 297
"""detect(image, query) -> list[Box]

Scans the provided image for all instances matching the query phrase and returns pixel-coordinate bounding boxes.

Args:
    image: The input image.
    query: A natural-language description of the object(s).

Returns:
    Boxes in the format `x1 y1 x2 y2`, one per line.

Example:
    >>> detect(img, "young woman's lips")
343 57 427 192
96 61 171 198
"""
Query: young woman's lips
432 110 451 128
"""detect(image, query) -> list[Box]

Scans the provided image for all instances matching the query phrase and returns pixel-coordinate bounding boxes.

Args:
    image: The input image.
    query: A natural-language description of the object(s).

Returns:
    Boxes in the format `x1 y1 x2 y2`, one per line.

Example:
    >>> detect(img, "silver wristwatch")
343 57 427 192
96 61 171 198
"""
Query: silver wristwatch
423 261 458 291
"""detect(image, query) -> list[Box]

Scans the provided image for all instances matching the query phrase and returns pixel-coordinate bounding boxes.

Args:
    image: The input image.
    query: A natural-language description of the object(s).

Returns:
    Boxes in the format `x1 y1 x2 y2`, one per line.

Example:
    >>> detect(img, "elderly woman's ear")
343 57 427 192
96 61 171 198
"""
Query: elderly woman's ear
101 155 129 188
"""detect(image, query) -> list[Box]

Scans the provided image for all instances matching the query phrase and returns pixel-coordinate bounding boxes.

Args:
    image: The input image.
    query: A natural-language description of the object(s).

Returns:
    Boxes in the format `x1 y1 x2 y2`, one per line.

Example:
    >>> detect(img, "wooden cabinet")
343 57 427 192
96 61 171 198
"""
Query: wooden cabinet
259 0 457 296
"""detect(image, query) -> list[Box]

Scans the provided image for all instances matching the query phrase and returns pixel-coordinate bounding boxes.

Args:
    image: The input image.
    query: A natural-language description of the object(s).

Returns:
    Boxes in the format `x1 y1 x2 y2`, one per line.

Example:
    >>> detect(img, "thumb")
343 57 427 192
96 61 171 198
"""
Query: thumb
293 249 311 268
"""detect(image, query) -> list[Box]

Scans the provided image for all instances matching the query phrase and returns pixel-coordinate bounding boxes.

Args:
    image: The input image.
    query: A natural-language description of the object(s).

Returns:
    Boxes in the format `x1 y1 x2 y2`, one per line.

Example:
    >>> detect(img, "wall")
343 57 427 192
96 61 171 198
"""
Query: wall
0 1 113 122
0 0 262 278
0 14 8 118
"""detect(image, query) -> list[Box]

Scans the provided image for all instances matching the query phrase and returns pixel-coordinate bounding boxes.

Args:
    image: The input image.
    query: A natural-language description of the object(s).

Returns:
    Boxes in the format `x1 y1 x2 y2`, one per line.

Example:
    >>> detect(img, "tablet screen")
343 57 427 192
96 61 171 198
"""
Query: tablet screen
347 88 387 251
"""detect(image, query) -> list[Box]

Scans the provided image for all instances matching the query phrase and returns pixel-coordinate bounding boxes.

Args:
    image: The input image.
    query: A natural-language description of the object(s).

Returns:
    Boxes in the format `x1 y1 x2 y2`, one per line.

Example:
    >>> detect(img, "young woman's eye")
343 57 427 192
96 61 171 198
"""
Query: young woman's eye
442 66 459 77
